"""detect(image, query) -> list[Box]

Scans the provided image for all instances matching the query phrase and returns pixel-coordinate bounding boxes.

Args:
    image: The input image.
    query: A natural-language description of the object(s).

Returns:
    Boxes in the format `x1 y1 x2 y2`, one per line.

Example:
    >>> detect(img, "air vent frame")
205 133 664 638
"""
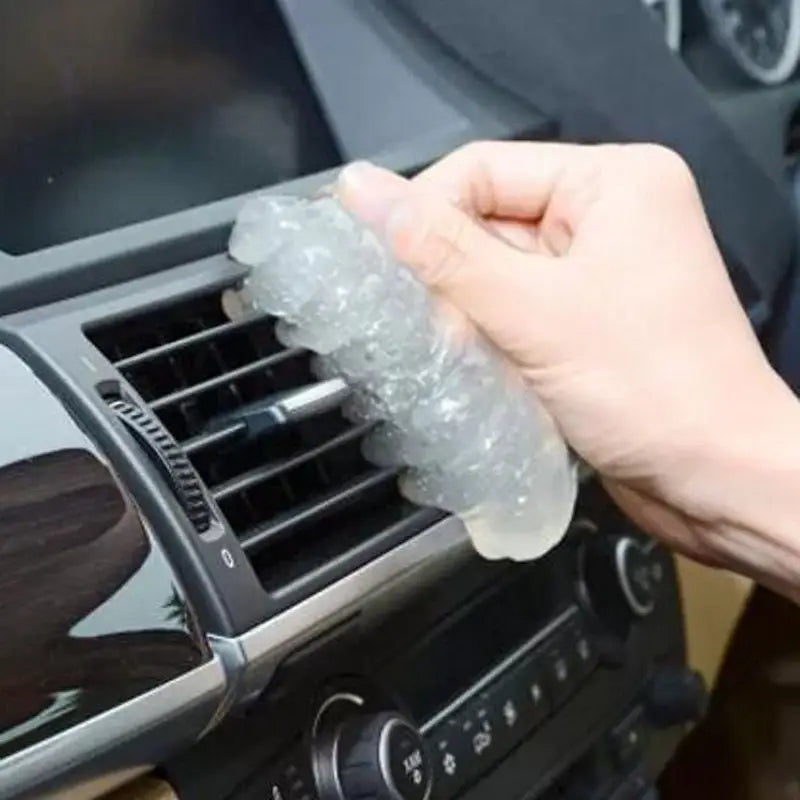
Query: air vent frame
85 276 444 613
0 258 275 638
0 251 459 645
0 238 474 722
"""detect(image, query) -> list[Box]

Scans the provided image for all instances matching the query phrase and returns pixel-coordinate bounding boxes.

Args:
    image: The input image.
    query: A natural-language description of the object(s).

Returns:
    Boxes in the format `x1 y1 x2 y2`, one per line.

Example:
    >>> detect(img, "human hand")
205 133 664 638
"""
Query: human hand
338 142 800 594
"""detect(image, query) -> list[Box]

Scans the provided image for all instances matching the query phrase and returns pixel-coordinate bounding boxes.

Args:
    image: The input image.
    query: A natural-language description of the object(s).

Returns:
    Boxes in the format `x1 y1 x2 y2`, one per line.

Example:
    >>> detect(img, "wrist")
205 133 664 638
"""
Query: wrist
673 368 800 599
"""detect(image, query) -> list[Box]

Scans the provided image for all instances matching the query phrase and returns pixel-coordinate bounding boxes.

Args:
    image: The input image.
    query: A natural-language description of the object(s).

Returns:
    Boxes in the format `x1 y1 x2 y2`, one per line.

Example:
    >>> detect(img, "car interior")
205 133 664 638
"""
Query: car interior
1 1 799 799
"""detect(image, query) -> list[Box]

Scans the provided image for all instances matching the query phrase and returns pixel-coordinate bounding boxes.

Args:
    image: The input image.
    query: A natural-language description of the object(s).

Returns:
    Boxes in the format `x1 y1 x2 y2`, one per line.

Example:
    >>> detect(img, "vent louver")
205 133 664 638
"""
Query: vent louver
88 287 440 600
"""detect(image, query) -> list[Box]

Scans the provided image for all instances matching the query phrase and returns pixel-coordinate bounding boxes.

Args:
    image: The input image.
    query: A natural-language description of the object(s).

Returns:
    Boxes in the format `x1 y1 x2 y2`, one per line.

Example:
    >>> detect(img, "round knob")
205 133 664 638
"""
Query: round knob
316 712 432 800
579 535 663 632
645 666 708 728
614 537 659 617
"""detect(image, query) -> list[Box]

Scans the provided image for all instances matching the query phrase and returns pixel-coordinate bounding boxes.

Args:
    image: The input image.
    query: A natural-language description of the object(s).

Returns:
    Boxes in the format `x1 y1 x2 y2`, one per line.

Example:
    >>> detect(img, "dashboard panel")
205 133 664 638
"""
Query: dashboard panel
0 346 226 799
0 2 796 798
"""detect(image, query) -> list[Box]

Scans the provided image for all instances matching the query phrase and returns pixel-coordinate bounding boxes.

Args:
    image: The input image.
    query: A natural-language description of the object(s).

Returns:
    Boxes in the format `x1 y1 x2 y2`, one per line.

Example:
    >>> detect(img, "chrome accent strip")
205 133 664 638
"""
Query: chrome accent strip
616 539 655 617
209 516 471 702
420 605 578 734
312 693 366 740
0 657 227 800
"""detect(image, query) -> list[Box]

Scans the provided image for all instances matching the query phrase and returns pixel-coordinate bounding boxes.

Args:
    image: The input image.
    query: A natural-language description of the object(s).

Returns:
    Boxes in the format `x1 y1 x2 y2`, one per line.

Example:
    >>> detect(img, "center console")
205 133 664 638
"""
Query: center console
161 486 698 800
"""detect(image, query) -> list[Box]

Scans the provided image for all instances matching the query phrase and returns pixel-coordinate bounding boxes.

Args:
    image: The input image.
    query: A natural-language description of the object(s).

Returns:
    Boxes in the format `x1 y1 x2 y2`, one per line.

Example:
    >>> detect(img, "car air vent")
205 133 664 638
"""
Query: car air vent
87 287 441 602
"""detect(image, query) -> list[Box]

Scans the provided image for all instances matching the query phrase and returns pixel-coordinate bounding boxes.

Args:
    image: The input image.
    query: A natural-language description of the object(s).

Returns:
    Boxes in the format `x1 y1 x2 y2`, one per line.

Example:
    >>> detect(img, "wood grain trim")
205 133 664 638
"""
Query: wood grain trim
674 555 754 689
102 776 179 800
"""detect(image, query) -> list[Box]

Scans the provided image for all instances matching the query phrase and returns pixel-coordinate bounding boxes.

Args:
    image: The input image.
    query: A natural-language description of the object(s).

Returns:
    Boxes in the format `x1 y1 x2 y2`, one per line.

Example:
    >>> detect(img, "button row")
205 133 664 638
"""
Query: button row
428 615 598 799
560 707 651 800
262 753 317 800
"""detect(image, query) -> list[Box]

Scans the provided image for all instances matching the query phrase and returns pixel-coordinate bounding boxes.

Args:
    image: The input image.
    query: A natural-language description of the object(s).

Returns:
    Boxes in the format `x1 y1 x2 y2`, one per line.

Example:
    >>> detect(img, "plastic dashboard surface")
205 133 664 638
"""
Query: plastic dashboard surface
0 346 225 800
0 0 796 321
0 2 797 798
0 0 540 317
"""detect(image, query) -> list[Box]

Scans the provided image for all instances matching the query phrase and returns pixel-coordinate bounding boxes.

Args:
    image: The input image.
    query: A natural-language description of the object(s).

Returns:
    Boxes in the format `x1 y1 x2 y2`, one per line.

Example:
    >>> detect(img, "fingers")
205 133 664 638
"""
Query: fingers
386 191 543 299
337 160 561 349
338 160 543 253
413 140 592 221
484 218 541 252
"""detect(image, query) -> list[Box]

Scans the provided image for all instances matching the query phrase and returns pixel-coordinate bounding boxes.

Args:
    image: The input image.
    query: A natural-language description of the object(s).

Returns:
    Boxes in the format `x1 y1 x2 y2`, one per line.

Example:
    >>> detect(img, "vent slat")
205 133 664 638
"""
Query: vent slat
149 349 304 411
113 314 270 370
240 467 401 554
211 422 374 502
270 506 444 599
182 421 248 456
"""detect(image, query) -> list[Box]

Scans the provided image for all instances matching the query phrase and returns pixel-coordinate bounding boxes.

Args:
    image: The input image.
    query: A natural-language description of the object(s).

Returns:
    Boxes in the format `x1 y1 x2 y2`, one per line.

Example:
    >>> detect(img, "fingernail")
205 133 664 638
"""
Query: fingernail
337 160 381 192
337 160 408 229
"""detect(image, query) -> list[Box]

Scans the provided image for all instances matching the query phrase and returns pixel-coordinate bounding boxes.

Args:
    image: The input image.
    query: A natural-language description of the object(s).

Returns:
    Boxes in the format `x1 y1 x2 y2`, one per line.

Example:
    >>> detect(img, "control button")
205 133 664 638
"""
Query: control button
280 758 316 800
608 769 650 800
526 670 549 722
430 719 470 796
609 710 647 770
564 620 598 680
492 657 550 741
618 539 658 617
501 696 519 729
579 535 663 635
644 665 708 728
386 722 430 799
541 635 579 707
442 750 458 777
473 658 550 763
266 776 291 800
315 712 432 800
464 700 499 761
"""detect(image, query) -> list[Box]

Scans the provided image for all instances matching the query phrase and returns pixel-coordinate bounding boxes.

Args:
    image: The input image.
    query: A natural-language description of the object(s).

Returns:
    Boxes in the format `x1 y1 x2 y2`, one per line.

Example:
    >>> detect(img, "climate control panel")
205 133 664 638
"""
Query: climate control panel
424 611 596 799
163 512 695 800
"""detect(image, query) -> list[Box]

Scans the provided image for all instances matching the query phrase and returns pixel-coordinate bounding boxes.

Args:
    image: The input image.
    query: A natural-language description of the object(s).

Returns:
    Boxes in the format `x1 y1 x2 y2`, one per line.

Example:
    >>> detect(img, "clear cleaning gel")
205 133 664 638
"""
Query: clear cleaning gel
227 192 577 561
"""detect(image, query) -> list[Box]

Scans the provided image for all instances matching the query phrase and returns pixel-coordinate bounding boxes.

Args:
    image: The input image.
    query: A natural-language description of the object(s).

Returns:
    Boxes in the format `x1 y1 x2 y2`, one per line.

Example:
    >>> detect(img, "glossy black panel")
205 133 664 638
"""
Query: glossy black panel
0 0 340 254
0 346 208 760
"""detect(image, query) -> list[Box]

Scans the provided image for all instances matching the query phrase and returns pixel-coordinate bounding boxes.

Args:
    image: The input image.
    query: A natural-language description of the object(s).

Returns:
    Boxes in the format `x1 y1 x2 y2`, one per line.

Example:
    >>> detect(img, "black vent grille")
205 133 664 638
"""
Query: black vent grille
88 287 439 597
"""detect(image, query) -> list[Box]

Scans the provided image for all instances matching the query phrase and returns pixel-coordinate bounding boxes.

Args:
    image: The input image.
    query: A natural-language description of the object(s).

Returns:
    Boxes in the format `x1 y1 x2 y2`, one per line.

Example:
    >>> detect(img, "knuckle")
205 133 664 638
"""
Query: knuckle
632 144 695 189
409 201 472 287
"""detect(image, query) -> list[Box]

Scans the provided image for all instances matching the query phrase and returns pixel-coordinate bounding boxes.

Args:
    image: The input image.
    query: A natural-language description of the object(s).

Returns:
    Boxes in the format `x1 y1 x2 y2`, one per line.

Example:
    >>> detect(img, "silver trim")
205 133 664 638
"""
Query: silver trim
0 657 227 800
312 693 366 740
642 0 683 52
421 605 577 734
615 538 656 617
209 516 471 702
331 727 345 800
311 694 367 800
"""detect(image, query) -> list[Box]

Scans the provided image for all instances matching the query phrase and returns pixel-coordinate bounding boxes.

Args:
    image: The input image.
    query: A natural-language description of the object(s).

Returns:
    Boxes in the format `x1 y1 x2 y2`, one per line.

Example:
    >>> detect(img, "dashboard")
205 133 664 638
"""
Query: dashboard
0 2 797 799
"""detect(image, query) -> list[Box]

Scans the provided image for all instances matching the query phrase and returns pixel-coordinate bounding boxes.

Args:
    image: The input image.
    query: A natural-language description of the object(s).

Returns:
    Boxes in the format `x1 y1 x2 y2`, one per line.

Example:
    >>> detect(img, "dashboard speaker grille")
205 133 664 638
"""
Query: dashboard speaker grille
88 287 440 598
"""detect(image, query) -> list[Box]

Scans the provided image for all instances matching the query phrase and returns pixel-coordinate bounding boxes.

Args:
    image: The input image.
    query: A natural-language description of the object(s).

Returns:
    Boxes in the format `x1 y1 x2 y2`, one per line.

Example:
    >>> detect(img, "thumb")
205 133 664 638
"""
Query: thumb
338 161 556 345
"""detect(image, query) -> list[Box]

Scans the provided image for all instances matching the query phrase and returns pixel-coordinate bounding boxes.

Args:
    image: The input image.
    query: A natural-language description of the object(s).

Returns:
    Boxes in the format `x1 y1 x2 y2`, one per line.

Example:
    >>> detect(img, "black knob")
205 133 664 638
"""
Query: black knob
579 535 663 633
645 665 708 727
316 713 432 800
